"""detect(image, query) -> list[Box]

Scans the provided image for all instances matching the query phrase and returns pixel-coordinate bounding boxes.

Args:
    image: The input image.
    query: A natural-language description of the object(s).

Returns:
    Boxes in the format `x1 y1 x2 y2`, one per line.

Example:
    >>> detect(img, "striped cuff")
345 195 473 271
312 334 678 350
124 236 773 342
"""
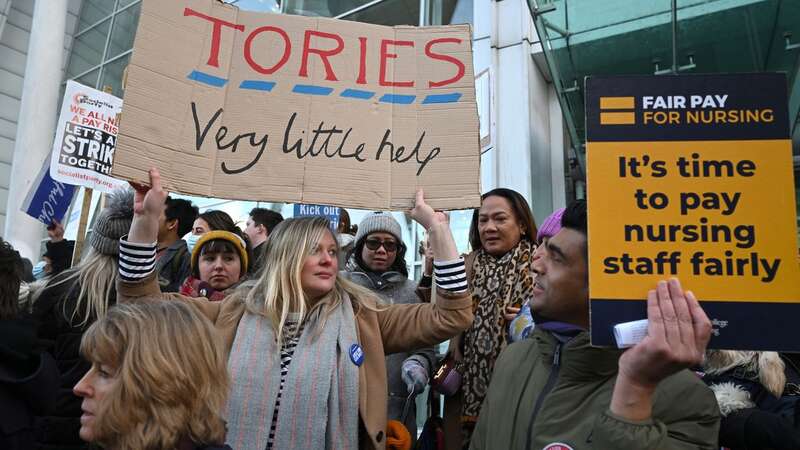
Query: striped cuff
119 237 157 281
433 257 468 293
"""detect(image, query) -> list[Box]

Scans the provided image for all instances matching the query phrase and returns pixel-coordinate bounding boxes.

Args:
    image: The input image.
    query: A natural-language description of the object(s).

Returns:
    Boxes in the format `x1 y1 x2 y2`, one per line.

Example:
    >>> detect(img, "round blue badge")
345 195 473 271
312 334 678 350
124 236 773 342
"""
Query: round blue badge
349 344 364 366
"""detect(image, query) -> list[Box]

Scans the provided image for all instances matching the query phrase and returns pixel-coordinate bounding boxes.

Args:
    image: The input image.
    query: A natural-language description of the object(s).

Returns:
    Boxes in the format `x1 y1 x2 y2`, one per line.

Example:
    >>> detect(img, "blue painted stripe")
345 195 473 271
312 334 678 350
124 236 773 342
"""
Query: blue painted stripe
187 70 227 87
239 80 276 91
292 84 334 95
422 92 462 104
379 94 416 104
340 89 375 100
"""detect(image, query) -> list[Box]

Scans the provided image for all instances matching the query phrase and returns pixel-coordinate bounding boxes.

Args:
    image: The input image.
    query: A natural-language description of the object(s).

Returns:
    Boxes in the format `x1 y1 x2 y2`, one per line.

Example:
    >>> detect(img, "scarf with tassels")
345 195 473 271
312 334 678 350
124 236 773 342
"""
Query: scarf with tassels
224 293 360 450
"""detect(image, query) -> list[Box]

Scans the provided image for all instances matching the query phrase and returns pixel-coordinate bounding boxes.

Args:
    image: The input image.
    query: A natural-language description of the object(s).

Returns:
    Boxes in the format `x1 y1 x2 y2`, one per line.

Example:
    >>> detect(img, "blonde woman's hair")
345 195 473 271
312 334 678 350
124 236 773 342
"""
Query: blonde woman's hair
80 301 228 450
705 350 786 398
36 248 117 326
243 216 381 343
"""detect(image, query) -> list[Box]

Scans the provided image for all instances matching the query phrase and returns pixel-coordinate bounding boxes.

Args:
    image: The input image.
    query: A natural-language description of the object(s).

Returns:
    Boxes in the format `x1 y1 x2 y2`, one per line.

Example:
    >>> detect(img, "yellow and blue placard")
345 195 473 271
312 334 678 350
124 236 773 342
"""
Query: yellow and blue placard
586 73 800 351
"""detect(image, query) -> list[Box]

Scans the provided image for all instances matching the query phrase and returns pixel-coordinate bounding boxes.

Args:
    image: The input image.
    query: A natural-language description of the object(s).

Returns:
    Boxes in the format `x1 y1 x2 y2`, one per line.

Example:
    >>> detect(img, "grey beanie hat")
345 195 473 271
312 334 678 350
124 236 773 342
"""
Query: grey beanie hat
355 212 402 245
89 188 134 256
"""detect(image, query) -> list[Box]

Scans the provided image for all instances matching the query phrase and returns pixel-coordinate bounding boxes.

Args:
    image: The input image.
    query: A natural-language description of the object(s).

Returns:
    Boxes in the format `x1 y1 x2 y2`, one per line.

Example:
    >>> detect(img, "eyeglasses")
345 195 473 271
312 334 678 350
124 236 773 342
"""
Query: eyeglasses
364 239 398 252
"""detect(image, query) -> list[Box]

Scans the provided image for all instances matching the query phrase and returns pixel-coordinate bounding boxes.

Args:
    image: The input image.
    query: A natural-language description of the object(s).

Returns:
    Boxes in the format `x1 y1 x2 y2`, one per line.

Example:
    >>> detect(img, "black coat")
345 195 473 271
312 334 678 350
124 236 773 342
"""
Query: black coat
31 273 116 450
0 316 59 450
708 354 800 450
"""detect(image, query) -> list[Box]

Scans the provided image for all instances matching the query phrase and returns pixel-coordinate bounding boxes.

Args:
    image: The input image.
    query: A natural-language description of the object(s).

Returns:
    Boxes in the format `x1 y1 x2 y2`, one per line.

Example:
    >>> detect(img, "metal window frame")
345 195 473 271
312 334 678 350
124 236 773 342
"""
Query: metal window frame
70 49 133 87
73 0 140 38
332 0 430 25
66 0 141 89
526 0 584 178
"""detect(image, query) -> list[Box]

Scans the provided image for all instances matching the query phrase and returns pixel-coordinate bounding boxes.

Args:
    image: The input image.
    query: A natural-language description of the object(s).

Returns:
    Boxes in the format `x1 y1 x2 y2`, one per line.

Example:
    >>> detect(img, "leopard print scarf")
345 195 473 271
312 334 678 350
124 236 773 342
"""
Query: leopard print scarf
461 239 535 426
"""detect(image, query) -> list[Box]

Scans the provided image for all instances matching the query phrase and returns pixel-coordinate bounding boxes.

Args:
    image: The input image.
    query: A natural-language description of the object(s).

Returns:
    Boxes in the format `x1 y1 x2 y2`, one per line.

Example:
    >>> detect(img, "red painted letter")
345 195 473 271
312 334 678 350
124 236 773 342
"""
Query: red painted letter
299 30 344 81
244 26 291 75
356 37 368 85
425 38 465 88
379 40 414 87
184 8 245 68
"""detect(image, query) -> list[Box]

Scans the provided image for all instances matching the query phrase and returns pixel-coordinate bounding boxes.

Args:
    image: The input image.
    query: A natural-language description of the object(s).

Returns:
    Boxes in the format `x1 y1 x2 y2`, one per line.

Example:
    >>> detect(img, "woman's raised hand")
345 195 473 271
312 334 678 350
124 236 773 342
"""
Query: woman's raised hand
410 188 447 230
129 168 168 218
127 168 167 244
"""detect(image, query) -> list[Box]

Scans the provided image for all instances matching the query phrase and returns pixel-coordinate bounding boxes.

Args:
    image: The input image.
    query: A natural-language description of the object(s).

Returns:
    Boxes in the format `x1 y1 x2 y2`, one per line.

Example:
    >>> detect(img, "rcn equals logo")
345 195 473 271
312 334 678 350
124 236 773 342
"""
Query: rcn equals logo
599 97 635 125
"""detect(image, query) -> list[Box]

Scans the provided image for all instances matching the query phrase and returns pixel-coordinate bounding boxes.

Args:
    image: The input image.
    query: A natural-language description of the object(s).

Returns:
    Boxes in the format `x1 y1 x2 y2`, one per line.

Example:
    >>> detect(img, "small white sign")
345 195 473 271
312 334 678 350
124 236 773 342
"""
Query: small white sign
49 80 127 193
475 68 492 151
613 319 649 348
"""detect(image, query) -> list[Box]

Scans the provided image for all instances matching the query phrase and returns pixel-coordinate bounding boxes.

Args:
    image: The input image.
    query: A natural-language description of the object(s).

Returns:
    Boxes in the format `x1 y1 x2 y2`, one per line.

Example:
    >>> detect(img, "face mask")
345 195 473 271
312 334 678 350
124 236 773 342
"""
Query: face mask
185 233 202 254
32 261 47 280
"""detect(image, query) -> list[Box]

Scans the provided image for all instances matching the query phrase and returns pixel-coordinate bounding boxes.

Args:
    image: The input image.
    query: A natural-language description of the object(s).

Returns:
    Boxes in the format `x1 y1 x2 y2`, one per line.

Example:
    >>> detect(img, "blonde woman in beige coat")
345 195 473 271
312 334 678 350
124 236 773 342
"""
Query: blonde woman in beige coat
117 168 473 450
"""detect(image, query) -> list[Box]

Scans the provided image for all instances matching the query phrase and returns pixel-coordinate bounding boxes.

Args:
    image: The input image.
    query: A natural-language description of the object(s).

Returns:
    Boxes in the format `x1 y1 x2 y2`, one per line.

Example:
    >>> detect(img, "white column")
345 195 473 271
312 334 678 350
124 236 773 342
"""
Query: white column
3 0 68 260
493 0 533 202
474 0 494 192
548 84 566 209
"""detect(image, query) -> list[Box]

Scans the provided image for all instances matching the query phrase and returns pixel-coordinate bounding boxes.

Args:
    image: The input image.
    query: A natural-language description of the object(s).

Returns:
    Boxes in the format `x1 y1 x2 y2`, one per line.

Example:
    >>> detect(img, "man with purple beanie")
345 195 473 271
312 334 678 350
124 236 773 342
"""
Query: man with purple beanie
507 207 565 342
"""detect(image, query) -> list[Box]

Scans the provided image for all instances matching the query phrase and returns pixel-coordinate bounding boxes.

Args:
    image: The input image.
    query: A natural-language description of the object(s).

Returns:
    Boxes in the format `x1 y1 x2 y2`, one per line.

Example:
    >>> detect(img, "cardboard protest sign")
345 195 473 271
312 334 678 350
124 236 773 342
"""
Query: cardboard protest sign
293 203 341 230
22 158 77 225
50 81 127 193
111 0 481 211
586 73 800 351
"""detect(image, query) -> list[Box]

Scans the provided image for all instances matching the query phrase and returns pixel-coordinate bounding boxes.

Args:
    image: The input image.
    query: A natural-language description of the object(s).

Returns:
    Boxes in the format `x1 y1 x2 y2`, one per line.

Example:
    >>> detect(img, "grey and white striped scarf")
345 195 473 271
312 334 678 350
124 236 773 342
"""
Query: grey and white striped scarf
224 294 360 450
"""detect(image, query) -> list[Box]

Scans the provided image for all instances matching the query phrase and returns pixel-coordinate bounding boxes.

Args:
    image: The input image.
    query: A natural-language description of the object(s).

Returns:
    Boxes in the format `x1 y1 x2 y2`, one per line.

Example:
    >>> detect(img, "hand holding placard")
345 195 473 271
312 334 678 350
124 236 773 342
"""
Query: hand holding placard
610 278 711 421
410 188 446 230
128 168 168 244
411 188 459 262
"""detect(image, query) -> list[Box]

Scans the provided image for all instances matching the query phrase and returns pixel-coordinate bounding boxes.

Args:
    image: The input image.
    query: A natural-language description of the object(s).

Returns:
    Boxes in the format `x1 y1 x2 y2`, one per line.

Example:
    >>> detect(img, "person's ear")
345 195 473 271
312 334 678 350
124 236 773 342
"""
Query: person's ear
259 224 267 236
166 218 178 231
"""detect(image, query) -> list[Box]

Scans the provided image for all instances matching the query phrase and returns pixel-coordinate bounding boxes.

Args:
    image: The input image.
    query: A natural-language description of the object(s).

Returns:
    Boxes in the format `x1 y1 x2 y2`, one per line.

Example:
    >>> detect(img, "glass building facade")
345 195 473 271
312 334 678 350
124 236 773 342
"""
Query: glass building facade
529 0 800 235
66 0 141 97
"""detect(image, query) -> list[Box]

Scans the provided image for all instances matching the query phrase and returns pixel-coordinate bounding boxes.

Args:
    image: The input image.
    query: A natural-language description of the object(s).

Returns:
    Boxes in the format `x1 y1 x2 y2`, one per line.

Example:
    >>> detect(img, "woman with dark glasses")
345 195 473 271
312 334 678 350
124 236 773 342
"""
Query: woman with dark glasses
341 212 438 445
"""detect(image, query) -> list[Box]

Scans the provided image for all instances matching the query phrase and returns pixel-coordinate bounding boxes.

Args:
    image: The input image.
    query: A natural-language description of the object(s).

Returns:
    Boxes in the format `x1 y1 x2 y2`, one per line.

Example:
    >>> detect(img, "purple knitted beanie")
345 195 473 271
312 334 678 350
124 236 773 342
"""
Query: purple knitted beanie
536 207 566 242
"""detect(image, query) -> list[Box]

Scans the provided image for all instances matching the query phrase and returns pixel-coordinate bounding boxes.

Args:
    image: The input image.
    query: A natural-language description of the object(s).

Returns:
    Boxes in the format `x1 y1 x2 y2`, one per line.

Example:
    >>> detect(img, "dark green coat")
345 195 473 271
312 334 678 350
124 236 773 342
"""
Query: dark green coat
470 328 720 450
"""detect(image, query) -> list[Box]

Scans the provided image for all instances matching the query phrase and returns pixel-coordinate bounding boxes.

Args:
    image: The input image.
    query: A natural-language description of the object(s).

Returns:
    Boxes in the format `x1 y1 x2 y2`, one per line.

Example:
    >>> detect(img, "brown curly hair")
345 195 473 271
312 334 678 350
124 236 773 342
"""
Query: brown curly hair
80 301 228 449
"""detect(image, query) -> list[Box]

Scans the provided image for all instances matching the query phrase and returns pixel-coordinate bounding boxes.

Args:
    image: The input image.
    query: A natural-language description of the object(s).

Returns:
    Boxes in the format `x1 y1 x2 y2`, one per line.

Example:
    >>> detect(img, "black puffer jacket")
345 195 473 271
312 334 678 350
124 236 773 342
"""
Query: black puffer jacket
0 316 58 450
31 273 116 450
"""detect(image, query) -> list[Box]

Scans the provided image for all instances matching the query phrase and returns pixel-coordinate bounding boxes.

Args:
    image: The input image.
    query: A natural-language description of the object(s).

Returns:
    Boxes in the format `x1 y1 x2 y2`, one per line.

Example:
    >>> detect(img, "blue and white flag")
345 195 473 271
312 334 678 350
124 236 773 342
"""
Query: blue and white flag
22 158 77 225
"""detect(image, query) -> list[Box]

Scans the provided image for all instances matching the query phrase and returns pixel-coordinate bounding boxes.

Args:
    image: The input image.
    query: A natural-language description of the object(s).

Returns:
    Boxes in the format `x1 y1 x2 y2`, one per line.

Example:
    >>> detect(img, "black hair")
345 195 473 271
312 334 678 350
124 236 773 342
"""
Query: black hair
249 208 284 234
560 200 587 235
165 197 199 238
192 239 243 279
198 210 237 232
196 210 254 272
20 257 34 283
560 199 588 258
337 209 357 236
350 233 408 277
469 188 538 251
0 238 23 319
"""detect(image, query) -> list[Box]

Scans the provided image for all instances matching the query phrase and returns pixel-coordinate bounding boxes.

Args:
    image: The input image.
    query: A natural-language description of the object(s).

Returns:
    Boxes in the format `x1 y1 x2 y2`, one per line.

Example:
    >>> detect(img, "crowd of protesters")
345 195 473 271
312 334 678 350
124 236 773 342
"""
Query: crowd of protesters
1 167 798 450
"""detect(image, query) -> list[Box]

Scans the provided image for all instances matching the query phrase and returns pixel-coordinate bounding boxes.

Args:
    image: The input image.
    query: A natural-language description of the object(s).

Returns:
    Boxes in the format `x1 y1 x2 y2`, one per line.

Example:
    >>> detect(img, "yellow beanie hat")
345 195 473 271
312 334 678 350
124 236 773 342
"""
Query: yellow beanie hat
190 230 249 274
